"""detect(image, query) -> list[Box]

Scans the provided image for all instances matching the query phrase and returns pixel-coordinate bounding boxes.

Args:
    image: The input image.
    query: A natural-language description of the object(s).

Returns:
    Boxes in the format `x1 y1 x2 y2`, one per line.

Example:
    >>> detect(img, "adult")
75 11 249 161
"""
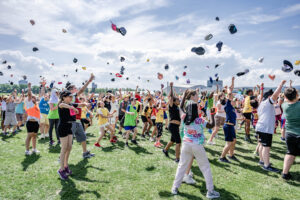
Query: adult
67 73 95 159
243 89 254 143
256 80 286 172
48 89 60 146
281 86 300 180
163 82 181 163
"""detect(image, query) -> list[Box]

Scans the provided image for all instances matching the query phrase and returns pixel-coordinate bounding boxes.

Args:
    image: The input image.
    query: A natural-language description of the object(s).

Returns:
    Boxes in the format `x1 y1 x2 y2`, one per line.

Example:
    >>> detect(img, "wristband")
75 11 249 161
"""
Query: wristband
260 87 264 91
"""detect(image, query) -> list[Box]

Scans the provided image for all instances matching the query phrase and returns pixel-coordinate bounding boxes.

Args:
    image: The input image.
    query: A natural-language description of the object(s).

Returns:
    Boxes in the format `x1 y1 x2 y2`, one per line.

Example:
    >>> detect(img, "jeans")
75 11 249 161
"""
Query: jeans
49 119 59 142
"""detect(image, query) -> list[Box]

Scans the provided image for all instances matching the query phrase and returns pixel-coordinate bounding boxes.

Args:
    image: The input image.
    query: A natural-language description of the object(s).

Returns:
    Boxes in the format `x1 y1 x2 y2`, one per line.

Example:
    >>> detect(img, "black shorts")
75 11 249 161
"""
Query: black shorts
81 119 90 128
257 131 273 147
152 119 156 126
141 115 148 123
243 113 252 120
1 111 5 121
169 123 181 144
58 122 73 138
223 124 236 142
119 115 125 127
26 121 39 133
137 105 140 113
286 133 300 156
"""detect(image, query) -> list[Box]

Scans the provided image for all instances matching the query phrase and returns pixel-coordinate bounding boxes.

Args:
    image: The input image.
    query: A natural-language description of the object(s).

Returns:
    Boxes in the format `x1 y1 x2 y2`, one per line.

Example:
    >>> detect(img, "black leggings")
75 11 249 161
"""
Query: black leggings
156 123 163 138
49 119 59 142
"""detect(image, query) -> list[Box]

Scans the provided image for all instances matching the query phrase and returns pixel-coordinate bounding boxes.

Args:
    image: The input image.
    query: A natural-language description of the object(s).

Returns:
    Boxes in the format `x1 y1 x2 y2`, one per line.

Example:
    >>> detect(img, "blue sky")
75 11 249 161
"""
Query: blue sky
0 0 299 89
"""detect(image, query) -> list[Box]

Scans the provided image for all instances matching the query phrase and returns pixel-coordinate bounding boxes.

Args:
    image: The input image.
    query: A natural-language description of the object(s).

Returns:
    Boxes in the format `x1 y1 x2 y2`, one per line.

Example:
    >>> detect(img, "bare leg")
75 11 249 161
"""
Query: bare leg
229 139 236 156
96 127 105 144
209 126 220 142
25 133 32 151
262 147 270 167
32 133 37 149
175 143 181 160
282 154 295 174
64 135 73 168
59 136 69 170
221 142 232 158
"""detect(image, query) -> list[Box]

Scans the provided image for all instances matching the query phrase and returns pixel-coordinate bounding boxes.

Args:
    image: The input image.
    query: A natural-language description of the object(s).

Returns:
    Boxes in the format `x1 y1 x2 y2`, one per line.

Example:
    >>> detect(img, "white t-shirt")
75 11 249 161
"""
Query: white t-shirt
255 98 275 134
110 101 119 117
1 101 6 111
215 101 226 118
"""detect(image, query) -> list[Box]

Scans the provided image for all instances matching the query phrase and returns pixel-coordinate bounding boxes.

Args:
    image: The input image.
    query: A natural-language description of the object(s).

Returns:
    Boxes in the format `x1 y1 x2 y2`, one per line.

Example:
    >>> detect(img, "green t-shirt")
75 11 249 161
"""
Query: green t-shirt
124 105 137 127
207 98 214 109
282 102 300 135
48 103 59 119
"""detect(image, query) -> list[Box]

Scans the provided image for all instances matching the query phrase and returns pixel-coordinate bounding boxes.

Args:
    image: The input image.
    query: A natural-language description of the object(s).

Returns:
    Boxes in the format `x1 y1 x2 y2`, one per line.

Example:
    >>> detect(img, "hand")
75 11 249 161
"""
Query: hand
72 107 79 114
28 83 31 88
232 77 235 81
89 73 95 82
260 83 264 89
170 82 173 87
280 80 286 86
136 85 139 89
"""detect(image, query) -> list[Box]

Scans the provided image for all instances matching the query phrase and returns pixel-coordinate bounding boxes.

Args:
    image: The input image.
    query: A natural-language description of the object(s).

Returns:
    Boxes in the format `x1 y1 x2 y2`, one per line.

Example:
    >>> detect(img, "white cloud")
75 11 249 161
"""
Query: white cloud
281 3 300 14
271 40 300 48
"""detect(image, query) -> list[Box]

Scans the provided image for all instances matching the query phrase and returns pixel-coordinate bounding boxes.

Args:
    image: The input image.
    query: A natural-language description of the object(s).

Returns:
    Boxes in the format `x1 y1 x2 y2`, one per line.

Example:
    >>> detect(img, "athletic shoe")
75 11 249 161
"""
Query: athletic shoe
253 151 259 156
150 137 155 142
219 157 231 163
125 142 129 147
282 173 292 180
174 158 180 163
110 139 117 143
183 174 196 184
162 149 169 157
112 136 118 141
228 155 239 162
94 143 101 148
207 140 215 145
45 133 49 137
171 187 178 195
262 165 280 173
118 131 122 135
49 140 55 146
17 127 22 132
189 171 194 177
32 149 40 154
206 190 220 199
258 161 264 166
165 127 168 131
131 139 138 145
145 132 150 137
12 130 17 135
154 142 161 148
4 132 8 136
83 151 95 159
280 137 285 141
141 134 145 138
244 135 252 143
25 150 32 156
57 169 68 180
39 134 45 139
64 166 72 176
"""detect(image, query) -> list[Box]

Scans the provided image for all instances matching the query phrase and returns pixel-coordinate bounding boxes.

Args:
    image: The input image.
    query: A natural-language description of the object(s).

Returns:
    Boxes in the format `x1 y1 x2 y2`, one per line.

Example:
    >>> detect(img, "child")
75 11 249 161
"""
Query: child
124 98 138 146
154 100 167 147
94 101 116 148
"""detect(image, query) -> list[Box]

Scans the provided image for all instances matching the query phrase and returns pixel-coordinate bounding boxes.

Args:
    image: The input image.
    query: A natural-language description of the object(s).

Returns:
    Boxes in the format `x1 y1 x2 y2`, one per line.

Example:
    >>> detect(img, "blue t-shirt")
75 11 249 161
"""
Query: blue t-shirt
224 100 237 125
15 102 24 114
39 98 50 114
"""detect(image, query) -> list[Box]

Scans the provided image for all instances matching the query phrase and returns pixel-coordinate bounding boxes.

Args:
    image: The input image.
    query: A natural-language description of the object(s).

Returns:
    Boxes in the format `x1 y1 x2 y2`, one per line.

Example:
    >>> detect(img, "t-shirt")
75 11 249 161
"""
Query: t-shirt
58 103 78 123
252 109 258 127
15 102 24 114
124 105 137 127
156 109 164 123
110 101 119 117
243 96 252 113
72 93 82 120
182 117 207 145
48 103 59 119
98 107 109 125
255 98 275 134
119 100 128 116
1 101 6 111
282 102 300 136
169 104 180 121
216 101 226 118
39 98 50 114
151 107 157 120
207 98 214 109
81 106 88 119
6 102 16 113
135 94 141 102
104 100 111 112
25 100 41 122
142 105 152 117
224 100 237 125
274 104 282 116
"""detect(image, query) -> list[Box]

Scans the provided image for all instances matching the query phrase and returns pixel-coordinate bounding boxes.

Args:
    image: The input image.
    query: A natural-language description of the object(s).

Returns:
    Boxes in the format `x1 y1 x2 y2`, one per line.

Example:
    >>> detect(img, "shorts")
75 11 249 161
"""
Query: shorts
223 124 236 142
156 122 163 138
26 121 39 133
110 117 116 125
169 123 181 144
163 111 167 119
151 119 156 126
16 113 23 122
71 122 87 143
1 111 5 121
4 113 17 126
124 126 136 131
243 113 252 120
119 114 125 127
286 133 300 156
137 105 140 113
40 113 49 125
99 122 109 128
58 122 73 138
81 118 90 128
141 115 148 123
257 131 273 147
215 115 225 127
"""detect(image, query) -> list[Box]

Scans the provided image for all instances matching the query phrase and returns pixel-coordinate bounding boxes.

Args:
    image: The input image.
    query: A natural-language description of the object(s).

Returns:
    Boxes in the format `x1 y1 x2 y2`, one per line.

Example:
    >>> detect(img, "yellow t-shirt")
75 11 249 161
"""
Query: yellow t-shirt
98 107 109 125
81 107 87 119
142 105 152 117
156 109 164 123
243 96 252 113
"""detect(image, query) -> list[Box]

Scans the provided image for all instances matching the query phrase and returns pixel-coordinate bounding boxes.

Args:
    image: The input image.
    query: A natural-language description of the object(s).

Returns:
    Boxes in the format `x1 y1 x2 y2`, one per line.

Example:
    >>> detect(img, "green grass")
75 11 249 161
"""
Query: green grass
0 121 299 200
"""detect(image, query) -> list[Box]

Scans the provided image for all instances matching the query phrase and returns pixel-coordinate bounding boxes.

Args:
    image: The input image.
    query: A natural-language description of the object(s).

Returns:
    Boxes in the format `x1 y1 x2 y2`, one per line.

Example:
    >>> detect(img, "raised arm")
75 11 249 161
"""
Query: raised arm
119 88 122 100
78 73 95 96
271 80 286 102
259 83 264 104
168 82 174 107
27 83 32 101
227 77 235 101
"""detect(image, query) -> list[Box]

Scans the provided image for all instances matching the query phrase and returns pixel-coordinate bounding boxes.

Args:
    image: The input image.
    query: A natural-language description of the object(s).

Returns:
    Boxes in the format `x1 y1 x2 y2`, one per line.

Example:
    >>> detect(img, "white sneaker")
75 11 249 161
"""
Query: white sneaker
188 171 194 177
45 133 49 137
207 141 215 145
25 150 32 156
39 134 45 139
32 149 40 154
171 187 178 195
183 174 196 184
150 137 155 142
206 190 220 199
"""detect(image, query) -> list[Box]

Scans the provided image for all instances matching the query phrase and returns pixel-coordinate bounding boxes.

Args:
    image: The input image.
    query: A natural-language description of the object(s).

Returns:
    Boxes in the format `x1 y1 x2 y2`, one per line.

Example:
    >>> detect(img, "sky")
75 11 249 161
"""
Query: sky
0 0 299 90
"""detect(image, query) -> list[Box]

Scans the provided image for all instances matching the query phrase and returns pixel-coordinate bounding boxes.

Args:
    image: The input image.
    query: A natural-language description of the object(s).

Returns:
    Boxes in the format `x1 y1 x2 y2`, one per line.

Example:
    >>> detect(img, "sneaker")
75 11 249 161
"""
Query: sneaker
118 131 122 135
282 173 292 180
244 135 252 143
57 169 68 180
125 142 129 147
83 151 95 159
131 139 138 145
94 143 101 148
145 132 150 137
25 150 32 156
280 137 286 141
262 165 280 173
154 142 160 148
219 157 231 163
4 132 8 136
206 190 220 199
49 141 55 146
112 136 118 141
258 161 264 166
165 127 169 131
207 140 215 145
64 166 72 176
45 133 49 137
141 134 145 138
171 187 178 195
162 149 169 157
110 139 117 143
174 158 180 163
253 151 259 157
39 134 45 139
17 127 22 132
32 149 40 154
183 174 196 185
228 155 239 162
188 171 194 177
12 130 17 135
149 137 155 142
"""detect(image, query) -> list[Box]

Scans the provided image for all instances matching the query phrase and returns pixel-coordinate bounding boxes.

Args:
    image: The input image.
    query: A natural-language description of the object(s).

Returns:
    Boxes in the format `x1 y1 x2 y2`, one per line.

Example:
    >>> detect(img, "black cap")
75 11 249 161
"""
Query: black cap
191 47 205 55
73 58 78 63
216 41 223 51
120 57 125 62
7 65 11 69
228 24 237 34
119 27 127 36
164 64 169 70
282 60 293 72
0 71 3 76
215 17 220 21
32 47 39 52
60 90 72 99
2 60 7 64
111 78 115 82
294 70 300 76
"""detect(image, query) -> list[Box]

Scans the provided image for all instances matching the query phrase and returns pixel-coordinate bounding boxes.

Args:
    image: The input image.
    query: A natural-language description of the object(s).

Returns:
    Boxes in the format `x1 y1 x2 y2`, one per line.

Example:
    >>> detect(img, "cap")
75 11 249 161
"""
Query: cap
216 41 223 51
119 27 127 36
157 73 163 80
191 47 205 55
2 60 7 64
164 64 169 70
62 29 67 33
294 70 300 76
183 72 186 76
215 64 220 69
204 34 213 41
228 24 237 34
175 75 179 80
215 17 220 21
0 71 3 76
73 58 78 63
30 19 35 25
186 79 190 84
60 90 72 99
282 60 293 72
258 57 264 63
184 65 187 69
7 65 11 69
120 56 125 62
260 74 264 79
32 47 39 52
147 58 150 62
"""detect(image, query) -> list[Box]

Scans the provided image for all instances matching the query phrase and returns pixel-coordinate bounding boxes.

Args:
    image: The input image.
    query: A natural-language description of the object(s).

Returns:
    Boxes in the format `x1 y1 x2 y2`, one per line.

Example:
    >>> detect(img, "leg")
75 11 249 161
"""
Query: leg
185 157 194 175
125 130 131 143
48 119 54 142
175 143 181 160
59 136 69 170
25 133 32 151
32 133 37 149
165 141 174 151
132 128 137 140
142 122 148 135
44 124 49 136
96 127 105 143
221 142 232 158
64 134 73 168
282 154 295 174
208 125 220 142
229 139 236 156
262 147 270 167
54 119 60 141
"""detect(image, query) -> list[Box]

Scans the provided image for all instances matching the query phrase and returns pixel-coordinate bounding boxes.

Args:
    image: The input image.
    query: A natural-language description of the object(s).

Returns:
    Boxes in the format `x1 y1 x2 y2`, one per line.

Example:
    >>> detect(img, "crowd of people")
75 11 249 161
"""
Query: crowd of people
0 73 299 199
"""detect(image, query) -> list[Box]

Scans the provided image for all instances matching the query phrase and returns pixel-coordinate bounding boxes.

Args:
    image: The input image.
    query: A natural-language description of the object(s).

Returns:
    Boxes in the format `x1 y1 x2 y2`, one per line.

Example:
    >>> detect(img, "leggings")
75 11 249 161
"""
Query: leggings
156 123 163 138
49 119 59 142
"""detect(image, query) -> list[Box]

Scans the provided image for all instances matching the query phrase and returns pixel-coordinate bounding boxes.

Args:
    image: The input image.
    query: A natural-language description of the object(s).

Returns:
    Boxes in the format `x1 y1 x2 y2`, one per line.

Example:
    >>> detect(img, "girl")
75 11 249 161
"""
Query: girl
57 90 81 180
171 89 220 199
124 98 138 146
94 101 116 148
154 100 167 147
48 89 60 146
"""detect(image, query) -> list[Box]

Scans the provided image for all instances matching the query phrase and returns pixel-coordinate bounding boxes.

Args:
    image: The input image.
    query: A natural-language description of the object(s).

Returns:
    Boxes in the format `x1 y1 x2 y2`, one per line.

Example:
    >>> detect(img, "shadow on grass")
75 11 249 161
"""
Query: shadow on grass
1 133 15 142
38 138 48 144
21 154 41 171
59 178 101 200
159 190 203 199
128 144 153 155
102 142 124 152
48 144 61 154
145 166 156 171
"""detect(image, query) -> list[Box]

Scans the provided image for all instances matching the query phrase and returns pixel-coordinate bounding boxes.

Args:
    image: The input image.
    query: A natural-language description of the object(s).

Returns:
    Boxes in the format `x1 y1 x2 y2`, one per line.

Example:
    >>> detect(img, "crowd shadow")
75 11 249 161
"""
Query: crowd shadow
21 154 40 171
48 144 61 154
1 133 14 142
145 166 156 171
128 144 153 155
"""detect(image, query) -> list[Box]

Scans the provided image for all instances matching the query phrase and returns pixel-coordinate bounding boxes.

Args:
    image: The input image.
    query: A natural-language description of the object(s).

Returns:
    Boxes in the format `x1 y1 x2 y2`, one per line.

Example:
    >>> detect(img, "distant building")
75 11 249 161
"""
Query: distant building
91 82 97 92
18 80 28 85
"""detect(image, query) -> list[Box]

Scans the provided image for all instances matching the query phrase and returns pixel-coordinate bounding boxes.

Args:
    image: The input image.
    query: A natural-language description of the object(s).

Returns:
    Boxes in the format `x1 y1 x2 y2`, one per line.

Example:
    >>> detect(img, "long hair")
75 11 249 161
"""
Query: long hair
181 89 198 125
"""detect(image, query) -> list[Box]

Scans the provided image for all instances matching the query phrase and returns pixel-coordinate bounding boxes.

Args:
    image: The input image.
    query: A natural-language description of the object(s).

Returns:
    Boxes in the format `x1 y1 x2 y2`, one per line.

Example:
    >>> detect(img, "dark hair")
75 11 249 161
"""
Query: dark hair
246 89 253 95
263 89 274 101
250 99 259 109
284 87 297 101
180 89 198 125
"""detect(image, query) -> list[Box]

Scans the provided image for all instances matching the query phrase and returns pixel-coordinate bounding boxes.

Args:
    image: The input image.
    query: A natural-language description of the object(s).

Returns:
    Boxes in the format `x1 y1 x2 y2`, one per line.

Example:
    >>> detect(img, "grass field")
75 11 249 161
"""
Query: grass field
0 120 299 200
